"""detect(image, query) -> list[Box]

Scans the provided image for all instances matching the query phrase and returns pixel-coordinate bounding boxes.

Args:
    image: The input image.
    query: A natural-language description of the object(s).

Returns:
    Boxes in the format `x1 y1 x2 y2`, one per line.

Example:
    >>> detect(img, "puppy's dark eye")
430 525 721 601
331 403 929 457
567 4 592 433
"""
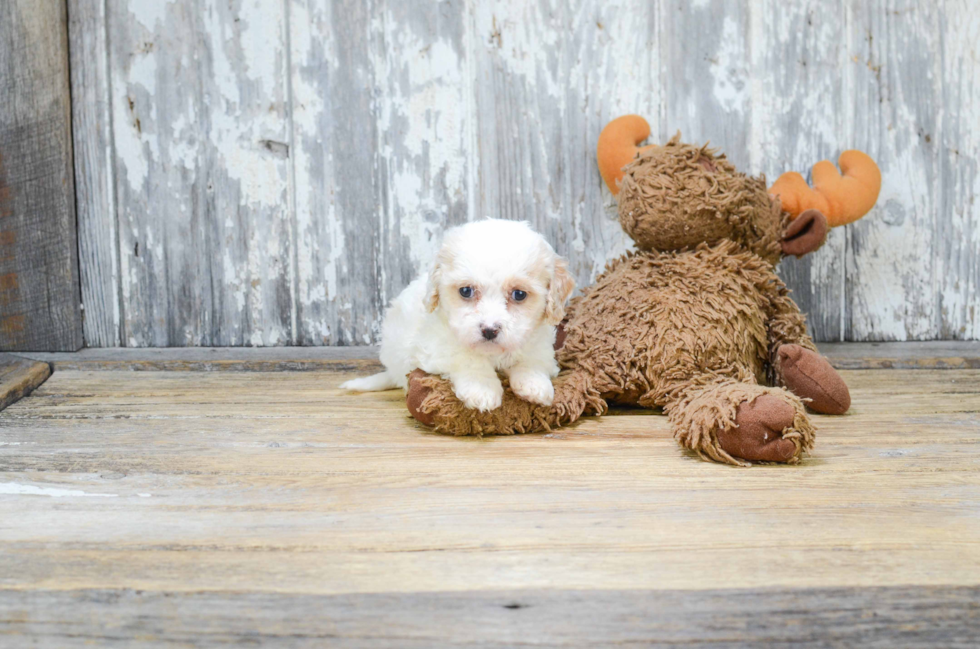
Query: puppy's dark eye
458 287 474 299
511 289 527 302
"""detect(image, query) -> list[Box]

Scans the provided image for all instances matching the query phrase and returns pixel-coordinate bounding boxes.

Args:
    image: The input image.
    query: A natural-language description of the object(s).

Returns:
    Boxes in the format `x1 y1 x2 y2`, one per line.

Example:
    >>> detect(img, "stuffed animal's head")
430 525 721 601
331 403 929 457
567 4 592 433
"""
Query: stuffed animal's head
597 115 881 266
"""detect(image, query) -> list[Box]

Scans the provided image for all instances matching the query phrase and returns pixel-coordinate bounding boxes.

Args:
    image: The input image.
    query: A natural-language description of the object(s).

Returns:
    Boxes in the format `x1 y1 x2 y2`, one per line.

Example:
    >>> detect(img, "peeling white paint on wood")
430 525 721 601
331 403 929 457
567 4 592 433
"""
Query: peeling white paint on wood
937 0 980 340
70 0 980 345
846 0 942 341
752 0 848 340
0 483 118 498
103 0 294 347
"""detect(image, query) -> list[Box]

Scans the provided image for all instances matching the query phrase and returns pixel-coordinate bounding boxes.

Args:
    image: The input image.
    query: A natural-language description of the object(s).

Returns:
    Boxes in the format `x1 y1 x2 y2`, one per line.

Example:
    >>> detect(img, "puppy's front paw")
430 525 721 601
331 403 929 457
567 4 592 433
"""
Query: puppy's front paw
455 380 504 412
510 371 555 406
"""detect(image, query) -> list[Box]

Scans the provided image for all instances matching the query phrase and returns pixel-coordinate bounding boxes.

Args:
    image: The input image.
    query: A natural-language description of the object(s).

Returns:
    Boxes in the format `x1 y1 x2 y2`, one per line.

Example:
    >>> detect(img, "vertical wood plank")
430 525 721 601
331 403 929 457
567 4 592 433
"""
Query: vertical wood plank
561 0 663 285
844 0 942 340
289 0 386 345
469 0 569 234
107 0 294 346
937 0 980 339
374 0 472 314
0 0 83 352
662 0 752 169
468 0 661 291
108 0 204 346
291 0 472 346
753 0 848 342
68 0 122 348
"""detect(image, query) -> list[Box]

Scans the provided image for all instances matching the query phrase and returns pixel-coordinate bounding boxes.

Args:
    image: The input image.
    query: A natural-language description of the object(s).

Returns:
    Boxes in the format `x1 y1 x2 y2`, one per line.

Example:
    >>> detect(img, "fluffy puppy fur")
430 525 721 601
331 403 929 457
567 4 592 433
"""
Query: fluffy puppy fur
341 219 575 411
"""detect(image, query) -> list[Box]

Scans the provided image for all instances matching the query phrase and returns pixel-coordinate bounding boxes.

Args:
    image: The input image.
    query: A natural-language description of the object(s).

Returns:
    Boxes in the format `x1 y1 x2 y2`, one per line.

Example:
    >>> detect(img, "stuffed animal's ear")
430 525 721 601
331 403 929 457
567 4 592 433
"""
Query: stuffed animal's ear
423 262 441 313
781 209 829 258
545 258 575 325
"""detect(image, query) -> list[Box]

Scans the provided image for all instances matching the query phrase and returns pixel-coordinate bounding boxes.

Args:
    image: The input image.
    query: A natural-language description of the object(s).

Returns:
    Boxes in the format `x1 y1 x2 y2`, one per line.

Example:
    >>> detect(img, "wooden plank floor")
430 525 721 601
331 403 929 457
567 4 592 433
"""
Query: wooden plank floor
21 340 980 371
1 367 979 646
0 354 51 412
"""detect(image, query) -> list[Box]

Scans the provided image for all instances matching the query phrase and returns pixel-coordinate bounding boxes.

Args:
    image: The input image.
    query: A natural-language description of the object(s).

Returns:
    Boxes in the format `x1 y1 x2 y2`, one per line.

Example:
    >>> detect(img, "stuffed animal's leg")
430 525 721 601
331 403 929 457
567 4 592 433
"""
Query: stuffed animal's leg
775 344 851 414
765 283 819 355
667 379 815 467
765 285 851 414
406 367 605 436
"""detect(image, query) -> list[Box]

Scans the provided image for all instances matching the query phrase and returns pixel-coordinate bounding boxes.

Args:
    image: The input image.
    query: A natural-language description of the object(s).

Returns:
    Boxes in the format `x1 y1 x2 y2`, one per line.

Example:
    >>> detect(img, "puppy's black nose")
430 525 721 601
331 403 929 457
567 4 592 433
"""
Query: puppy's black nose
481 326 499 341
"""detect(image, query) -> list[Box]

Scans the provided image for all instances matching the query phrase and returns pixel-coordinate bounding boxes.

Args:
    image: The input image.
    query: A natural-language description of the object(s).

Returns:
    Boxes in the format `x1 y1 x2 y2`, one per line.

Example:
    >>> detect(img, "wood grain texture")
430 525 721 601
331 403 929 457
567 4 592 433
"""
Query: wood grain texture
106 0 294 346
69 1 980 345
23 346 382 372
289 0 384 345
662 0 751 167
16 341 980 371
820 340 980 369
375 0 471 318
0 0 83 351
756 0 848 341
68 0 121 348
1 369 979 593
2 586 978 647
845 0 942 341
0 367 979 644
937 0 980 340
0 354 51 412
468 0 655 288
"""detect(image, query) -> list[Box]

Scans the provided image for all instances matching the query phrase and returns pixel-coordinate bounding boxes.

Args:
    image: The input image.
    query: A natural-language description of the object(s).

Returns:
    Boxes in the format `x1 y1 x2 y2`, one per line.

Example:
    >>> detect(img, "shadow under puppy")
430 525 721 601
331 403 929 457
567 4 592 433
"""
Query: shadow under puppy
342 219 575 411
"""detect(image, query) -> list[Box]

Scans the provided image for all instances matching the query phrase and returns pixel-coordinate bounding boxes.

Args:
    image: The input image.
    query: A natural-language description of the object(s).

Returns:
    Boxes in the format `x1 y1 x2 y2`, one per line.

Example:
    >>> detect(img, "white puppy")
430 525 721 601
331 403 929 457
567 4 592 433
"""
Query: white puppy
341 219 575 411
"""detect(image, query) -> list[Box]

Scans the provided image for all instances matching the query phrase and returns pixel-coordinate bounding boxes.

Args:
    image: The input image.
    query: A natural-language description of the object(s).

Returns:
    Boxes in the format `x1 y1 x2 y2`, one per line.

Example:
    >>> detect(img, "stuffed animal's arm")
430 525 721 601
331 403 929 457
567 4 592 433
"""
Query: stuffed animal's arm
763 286 852 415
406 366 605 436
765 284 817 357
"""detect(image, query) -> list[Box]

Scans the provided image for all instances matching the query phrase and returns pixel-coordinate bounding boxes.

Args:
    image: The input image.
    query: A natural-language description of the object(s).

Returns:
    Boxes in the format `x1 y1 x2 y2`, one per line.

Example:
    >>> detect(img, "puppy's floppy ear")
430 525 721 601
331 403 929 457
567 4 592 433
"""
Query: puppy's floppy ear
423 261 441 313
544 258 575 325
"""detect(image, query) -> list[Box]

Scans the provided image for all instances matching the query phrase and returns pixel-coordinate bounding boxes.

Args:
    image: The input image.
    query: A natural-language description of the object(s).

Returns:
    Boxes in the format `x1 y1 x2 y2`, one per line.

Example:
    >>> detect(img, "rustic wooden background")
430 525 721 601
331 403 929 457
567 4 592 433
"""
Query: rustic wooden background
0 0 82 351
67 0 979 347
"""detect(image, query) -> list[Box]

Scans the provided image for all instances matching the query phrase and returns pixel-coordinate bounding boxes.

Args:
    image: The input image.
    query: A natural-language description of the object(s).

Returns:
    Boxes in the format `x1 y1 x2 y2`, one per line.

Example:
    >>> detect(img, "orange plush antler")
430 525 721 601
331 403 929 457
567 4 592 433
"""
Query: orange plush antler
597 115 656 194
769 151 881 227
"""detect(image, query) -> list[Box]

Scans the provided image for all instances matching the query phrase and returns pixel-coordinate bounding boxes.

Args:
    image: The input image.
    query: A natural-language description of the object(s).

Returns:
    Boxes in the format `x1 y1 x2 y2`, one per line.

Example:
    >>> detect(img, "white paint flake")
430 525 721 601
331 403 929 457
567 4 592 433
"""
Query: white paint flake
0 483 118 498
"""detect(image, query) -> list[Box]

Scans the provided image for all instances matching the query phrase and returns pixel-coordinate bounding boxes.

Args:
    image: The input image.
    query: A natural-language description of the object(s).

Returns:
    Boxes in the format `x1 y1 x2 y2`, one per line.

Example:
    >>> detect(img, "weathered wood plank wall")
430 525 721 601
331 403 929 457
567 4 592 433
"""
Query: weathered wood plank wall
0 0 83 351
68 0 980 346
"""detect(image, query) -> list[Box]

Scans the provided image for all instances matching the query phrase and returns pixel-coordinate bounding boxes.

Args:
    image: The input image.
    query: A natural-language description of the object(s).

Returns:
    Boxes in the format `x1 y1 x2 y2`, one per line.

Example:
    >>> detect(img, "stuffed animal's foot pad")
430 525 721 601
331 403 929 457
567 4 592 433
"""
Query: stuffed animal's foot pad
406 369 435 426
778 344 851 415
716 395 799 463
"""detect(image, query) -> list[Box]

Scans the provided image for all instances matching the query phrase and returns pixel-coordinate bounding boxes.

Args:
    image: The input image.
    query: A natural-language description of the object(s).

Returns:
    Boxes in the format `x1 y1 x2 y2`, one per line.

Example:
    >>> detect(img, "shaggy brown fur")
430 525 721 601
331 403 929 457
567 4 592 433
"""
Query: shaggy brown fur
407 133 855 466
618 136 786 265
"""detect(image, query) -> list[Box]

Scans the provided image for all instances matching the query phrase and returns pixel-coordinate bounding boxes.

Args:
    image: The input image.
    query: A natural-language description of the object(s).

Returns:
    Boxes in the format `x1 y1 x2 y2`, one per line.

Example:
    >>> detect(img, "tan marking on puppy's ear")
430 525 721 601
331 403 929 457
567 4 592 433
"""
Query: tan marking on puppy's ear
423 262 441 313
544 258 575 325
423 245 455 313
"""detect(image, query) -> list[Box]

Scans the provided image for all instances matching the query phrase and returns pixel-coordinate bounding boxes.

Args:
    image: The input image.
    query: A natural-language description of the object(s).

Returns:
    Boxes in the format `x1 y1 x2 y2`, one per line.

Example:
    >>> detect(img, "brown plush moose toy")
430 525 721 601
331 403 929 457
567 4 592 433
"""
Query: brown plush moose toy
406 115 881 466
